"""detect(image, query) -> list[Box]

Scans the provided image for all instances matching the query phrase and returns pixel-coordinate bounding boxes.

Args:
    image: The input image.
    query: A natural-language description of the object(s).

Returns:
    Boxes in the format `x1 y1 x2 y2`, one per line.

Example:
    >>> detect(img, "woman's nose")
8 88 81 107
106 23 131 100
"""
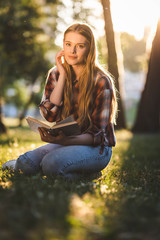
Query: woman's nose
71 46 76 54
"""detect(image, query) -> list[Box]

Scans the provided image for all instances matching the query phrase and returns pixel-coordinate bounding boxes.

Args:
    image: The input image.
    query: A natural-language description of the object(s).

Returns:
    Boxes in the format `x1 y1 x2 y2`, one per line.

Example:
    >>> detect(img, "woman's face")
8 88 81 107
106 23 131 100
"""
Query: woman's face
63 32 89 66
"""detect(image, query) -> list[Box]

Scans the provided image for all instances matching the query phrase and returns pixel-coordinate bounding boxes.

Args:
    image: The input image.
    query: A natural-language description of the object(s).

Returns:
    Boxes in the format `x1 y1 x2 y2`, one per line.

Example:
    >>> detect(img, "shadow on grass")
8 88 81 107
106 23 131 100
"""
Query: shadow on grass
100 132 160 240
0 170 97 240
0 131 160 240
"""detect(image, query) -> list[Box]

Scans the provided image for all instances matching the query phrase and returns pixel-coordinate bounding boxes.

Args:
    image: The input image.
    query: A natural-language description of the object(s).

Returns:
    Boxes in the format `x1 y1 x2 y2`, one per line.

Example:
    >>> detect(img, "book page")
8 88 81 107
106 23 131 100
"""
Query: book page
55 115 75 126
26 117 53 133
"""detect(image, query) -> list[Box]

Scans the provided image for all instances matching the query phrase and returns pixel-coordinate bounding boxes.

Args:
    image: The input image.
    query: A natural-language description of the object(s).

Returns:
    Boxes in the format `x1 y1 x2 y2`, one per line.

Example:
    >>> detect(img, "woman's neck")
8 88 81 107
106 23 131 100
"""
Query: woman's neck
72 65 84 80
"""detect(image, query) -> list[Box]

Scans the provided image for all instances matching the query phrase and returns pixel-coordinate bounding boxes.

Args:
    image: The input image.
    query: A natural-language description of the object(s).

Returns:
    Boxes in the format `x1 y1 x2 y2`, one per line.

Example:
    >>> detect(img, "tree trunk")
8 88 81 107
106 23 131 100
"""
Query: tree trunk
18 91 35 126
0 103 7 134
101 0 126 129
133 19 160 132
0 61 7 133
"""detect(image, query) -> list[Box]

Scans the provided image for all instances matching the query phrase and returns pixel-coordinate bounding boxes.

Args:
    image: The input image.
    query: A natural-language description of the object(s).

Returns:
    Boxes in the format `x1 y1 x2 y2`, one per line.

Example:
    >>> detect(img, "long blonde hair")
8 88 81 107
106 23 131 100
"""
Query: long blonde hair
61 23 117 127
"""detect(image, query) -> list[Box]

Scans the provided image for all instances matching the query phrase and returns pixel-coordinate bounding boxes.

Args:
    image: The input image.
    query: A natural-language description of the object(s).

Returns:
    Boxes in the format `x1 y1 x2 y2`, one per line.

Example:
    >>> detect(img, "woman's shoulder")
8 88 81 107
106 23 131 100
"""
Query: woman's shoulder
47 66 59 80
48 66 58 75
95 70 112 90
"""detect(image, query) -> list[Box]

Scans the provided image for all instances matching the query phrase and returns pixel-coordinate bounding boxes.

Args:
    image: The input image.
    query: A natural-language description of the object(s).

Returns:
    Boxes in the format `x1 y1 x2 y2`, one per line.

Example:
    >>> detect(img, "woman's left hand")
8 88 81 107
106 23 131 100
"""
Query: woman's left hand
38 127 66 144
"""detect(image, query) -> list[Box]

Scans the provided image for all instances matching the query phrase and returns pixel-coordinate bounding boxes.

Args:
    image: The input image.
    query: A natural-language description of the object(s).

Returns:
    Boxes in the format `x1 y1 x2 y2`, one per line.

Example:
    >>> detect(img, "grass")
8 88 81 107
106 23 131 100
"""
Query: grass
0 118 160 240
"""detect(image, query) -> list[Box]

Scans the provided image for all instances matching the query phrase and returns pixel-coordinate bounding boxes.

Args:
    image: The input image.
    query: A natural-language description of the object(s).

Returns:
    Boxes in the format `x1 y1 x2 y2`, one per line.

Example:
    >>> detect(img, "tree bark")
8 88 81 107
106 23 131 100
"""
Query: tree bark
18 91 35 126
101 0 126 129
133 19 160 132
0 103 7 134
0 60 7 133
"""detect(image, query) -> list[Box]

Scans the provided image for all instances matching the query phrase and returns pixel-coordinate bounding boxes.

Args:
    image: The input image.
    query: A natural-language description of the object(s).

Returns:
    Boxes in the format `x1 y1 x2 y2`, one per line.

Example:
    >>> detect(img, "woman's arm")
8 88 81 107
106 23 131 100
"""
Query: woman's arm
39 50 66 122
49 50 66 106
38 127 94 146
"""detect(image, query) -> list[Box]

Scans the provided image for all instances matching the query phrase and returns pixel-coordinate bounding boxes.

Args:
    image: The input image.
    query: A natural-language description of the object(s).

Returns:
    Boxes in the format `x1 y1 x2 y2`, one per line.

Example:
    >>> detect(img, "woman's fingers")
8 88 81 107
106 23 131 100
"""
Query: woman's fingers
58 130 65 137
56 50 64 57
38 127 66 144
38 127 43 136
56 50 64 63
56 51 65 66
38 127 58 143
38 127 49 140
55 51 66 76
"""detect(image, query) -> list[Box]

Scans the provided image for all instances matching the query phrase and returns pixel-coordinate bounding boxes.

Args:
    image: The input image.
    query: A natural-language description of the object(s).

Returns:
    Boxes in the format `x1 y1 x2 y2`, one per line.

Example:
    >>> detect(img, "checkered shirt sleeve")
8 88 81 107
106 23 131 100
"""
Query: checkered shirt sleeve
39 67 62 122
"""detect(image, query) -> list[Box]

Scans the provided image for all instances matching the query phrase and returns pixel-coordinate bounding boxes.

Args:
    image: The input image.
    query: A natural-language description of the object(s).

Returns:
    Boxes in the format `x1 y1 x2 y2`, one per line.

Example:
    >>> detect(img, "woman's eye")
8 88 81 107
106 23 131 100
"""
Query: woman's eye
78 45 84 49
66 43 71 46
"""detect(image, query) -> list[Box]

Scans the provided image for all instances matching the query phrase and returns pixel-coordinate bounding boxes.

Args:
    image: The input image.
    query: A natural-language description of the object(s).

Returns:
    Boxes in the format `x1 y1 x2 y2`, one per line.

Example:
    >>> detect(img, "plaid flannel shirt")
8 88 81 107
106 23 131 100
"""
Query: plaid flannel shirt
39 67 116 152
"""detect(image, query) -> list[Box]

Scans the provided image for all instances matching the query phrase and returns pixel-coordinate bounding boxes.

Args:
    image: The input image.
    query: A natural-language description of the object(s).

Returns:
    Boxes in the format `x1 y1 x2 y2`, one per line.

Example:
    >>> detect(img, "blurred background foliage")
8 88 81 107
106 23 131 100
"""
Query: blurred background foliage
120 32 146 72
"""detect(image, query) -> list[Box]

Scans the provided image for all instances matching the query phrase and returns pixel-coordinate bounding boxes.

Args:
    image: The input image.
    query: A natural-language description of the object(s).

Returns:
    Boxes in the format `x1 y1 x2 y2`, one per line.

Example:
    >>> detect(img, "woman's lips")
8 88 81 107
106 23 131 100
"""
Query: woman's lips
68 55 77 59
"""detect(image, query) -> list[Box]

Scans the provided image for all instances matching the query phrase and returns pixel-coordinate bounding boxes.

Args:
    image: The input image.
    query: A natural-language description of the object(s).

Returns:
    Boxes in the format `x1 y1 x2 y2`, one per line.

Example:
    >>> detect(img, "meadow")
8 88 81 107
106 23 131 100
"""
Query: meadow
0 118 160 240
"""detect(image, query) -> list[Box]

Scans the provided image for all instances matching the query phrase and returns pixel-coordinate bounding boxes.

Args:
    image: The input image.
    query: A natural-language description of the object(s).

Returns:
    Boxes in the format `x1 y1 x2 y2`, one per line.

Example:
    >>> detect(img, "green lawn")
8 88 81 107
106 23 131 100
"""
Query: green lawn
0 118 160 240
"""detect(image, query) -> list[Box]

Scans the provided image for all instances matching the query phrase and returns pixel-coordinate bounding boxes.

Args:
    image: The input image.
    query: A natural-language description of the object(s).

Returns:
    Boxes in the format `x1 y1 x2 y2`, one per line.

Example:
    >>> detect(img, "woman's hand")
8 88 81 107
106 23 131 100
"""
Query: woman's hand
55 50 66 77
38 127 66 144
38 127 94 146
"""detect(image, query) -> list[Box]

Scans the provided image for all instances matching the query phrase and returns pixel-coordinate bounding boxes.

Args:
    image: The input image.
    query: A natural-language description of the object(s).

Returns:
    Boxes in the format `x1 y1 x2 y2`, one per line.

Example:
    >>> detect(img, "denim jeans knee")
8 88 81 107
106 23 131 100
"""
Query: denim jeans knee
15 152 40 174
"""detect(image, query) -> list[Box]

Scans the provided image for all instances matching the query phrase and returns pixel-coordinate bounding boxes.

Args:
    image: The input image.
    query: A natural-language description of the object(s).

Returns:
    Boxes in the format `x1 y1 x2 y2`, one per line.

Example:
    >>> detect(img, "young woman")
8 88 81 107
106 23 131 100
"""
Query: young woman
2 23 117 180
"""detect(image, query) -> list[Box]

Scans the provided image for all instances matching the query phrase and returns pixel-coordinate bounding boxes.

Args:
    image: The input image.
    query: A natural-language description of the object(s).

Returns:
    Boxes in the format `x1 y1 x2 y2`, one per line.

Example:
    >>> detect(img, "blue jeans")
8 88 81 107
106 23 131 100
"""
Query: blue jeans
15 144 112 180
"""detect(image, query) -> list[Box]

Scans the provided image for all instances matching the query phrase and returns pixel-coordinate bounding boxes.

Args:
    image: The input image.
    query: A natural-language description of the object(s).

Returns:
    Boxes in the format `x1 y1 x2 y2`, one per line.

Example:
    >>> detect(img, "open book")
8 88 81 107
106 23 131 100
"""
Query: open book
26 115 81 136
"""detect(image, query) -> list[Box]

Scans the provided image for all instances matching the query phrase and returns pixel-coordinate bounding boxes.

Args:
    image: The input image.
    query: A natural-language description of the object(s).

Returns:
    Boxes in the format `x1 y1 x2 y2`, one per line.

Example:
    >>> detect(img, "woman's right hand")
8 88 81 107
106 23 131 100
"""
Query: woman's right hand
55 50 66 77
49 50 66 106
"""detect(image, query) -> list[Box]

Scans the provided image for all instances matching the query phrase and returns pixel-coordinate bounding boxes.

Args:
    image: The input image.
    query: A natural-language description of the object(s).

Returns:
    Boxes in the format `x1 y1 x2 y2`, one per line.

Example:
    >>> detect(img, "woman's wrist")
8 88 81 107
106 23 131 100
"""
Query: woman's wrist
59 73 66 81
93 133 102 146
